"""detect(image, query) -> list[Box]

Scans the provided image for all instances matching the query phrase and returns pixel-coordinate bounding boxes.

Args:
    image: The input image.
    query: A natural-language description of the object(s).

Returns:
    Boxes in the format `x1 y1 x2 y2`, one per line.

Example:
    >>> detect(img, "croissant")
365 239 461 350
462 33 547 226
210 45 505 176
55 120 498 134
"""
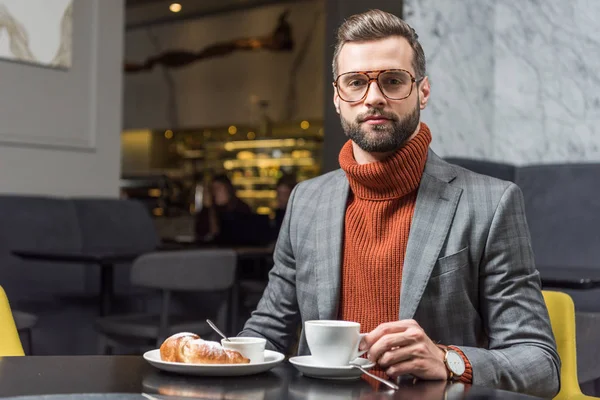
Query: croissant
160 332 250 364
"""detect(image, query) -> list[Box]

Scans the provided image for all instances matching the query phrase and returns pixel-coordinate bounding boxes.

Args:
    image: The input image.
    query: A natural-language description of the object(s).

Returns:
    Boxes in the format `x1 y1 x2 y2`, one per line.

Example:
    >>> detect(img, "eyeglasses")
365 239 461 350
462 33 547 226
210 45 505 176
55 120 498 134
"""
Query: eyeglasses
334 69 423 103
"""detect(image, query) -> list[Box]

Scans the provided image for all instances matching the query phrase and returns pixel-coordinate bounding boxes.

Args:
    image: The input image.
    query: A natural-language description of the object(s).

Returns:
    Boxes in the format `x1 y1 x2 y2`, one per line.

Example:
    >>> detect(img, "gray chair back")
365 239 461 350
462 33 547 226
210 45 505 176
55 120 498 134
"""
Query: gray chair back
516 164 600 269
72 198 159 253
0 195 81 252
445 157 517 182
131 249 237 292
129 249 237 342
0 195 83 301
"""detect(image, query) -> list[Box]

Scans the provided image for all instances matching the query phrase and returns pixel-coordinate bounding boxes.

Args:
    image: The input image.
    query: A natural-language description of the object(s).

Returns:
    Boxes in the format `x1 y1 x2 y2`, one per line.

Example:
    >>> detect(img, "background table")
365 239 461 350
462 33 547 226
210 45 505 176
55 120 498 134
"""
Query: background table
12 250 141 316
540 266 600 290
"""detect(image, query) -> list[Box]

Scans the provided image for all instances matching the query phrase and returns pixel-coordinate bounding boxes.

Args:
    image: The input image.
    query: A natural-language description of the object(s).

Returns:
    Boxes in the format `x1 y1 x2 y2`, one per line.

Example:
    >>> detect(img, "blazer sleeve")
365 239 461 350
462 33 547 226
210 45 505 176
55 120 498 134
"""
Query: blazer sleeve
454 183 561 398
237 185 301 354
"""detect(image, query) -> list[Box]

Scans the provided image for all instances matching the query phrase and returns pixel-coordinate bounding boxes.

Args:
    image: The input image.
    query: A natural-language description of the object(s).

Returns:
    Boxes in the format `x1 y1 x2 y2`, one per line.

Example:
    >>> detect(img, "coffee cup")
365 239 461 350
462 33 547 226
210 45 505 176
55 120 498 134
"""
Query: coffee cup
221 337 266 363
305 320 367 366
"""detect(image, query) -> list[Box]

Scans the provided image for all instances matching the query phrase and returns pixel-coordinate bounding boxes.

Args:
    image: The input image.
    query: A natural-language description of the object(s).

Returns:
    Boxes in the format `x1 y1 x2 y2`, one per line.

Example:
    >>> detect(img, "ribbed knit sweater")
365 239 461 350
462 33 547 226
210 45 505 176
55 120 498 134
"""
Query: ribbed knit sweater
338 123 431 329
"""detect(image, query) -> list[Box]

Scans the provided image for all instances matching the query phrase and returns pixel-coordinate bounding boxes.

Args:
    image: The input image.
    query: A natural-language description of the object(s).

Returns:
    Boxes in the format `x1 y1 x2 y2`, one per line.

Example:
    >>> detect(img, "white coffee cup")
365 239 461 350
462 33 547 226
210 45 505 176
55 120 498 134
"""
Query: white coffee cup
304 320 367 366
221 337 266 363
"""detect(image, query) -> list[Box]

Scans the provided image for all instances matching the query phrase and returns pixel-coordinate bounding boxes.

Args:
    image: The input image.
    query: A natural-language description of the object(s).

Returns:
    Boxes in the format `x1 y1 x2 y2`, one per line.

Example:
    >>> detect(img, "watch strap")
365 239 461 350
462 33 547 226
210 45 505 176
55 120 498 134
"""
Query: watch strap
438 344 473 383
447 345 473 384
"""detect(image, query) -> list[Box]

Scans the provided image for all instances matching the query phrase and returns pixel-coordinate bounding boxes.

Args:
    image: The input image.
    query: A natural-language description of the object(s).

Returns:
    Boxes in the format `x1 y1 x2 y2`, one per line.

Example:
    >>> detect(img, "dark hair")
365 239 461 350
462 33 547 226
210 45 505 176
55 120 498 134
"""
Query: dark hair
276 174 297 190
332 9 426 80
212 174 236 200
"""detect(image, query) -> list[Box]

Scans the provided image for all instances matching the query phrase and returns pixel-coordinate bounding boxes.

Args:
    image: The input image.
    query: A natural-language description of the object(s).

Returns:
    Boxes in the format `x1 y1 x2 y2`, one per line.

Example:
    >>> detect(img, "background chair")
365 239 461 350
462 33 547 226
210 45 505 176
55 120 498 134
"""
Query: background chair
0 196 164 355
542 290 599 400
444 157 517 182
520 165 600 394
0 286 24 356
95 249 237 354
72 198 160 301
517 165 600 308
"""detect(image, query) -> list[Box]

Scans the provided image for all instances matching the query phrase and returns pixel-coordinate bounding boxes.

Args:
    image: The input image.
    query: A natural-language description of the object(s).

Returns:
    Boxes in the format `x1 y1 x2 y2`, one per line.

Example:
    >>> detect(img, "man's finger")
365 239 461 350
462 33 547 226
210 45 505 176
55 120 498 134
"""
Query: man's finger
376 344 417 369
360 320 415 350
367 331 415 362
385 358 419 378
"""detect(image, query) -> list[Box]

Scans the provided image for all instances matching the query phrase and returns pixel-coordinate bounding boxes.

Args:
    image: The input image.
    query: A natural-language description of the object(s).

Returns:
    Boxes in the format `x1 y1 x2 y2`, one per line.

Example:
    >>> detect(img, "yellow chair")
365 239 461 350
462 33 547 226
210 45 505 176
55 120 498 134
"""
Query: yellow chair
543 290 599 400
0 286 24 356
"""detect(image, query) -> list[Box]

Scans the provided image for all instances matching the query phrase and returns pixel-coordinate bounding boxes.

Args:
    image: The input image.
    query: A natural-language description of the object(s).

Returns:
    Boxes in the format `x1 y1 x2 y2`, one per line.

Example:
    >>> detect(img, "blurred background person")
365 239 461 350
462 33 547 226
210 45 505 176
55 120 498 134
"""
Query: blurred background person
273 174 297 239
195 174 251 243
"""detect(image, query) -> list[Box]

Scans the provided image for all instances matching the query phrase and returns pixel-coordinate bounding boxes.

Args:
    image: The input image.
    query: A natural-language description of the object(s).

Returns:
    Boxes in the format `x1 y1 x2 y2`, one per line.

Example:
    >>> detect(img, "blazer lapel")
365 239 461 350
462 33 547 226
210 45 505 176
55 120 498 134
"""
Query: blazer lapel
315 171 349 320
399 156 462 320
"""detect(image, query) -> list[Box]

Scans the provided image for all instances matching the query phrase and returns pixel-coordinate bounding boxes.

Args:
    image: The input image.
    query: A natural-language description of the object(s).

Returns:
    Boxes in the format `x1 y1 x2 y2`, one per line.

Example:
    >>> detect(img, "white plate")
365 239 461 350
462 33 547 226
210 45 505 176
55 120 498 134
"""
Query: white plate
143 349 285 376
289 356 375 380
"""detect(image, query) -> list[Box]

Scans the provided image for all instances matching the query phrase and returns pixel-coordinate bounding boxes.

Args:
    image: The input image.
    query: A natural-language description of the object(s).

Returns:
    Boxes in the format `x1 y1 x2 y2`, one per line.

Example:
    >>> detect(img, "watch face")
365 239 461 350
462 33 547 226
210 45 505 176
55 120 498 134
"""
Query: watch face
446 350 466 376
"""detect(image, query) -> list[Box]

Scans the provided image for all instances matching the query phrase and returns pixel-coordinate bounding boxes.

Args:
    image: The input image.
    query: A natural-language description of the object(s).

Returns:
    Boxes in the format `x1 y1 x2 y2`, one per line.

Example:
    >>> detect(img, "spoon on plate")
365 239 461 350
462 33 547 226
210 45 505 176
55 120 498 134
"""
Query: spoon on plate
206 319 230 342
349 361 399 390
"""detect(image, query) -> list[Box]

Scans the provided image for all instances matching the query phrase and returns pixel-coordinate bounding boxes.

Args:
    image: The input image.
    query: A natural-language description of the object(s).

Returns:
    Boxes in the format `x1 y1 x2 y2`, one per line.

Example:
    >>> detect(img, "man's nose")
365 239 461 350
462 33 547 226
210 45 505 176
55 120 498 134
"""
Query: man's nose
364 80 386 107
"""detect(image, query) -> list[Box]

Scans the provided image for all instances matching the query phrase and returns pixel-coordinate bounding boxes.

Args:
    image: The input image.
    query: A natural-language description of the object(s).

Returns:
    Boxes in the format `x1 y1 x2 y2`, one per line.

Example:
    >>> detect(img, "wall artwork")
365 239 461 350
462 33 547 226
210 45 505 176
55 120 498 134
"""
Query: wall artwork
0 0 72 69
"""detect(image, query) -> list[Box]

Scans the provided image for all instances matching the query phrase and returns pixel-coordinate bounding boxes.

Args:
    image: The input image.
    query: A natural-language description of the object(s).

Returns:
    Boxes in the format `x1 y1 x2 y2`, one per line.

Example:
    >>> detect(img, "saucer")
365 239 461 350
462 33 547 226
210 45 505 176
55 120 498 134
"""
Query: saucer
289 356 375 380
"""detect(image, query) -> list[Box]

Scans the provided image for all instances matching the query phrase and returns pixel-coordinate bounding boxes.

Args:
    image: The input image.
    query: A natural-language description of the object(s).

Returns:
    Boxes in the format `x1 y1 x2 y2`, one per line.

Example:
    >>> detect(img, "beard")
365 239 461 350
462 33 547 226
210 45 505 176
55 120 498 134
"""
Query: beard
341 100 420 153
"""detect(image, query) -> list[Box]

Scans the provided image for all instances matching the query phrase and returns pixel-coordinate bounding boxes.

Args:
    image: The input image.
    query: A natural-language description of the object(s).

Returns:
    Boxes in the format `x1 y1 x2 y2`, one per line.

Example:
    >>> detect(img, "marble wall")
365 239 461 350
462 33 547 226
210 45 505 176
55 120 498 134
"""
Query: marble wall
404 0 600 164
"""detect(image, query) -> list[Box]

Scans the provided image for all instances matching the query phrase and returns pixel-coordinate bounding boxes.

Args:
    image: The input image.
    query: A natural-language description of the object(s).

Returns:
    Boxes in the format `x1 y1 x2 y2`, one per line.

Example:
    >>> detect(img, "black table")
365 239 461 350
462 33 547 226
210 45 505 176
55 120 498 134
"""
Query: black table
0 356 544 399
11 250 141 316
540 266 600 290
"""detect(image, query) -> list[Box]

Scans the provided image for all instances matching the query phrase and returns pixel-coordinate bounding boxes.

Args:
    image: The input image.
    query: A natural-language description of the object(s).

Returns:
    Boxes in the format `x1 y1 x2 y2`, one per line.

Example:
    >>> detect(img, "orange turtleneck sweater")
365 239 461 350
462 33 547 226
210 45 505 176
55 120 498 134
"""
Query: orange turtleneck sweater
338 123 431 329
337 122 472 383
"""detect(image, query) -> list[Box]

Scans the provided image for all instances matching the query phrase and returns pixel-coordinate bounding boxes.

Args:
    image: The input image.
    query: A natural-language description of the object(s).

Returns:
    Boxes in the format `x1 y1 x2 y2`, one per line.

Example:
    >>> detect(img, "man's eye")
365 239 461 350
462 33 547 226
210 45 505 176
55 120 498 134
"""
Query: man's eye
348 80 366 87
384 78 403 85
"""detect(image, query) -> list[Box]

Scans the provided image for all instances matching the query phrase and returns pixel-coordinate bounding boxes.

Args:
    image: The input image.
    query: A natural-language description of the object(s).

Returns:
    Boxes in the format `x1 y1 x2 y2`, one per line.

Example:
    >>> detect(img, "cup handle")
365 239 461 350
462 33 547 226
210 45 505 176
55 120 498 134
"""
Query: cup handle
354 333 368 358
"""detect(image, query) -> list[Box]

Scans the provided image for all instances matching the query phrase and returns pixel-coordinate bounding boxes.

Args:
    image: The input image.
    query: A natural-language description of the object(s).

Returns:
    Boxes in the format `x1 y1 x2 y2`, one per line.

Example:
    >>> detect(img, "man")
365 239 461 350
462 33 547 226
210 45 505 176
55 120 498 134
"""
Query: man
239 9 560 398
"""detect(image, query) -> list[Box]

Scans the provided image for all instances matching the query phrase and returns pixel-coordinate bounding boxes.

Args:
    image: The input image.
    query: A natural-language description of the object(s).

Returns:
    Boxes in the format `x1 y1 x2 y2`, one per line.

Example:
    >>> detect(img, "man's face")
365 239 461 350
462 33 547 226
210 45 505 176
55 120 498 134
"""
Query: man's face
334 36 430 154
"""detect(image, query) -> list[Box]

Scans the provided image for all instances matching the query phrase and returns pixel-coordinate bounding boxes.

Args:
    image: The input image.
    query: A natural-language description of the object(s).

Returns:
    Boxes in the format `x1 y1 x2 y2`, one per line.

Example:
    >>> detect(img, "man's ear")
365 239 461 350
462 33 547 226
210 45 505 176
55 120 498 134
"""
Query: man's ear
333 82 341 114
418 76 431 110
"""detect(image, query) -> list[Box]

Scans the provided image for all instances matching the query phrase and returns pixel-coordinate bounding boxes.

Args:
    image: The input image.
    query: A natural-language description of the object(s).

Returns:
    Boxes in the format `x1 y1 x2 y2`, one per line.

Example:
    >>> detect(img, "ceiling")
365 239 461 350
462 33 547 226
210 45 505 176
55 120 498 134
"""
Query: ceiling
126 0 166 7
125 0 307 30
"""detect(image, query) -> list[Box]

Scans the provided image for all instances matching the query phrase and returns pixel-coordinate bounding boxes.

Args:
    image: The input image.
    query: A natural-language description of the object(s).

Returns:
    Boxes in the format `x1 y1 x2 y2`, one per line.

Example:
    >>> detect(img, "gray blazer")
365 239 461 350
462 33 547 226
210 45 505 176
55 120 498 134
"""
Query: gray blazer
240 150 560 398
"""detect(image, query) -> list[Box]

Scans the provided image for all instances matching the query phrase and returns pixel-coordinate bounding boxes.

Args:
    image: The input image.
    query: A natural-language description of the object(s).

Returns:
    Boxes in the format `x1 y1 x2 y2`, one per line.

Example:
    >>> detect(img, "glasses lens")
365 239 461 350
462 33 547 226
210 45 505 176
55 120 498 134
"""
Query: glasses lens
378 70 413 99
337 73 369 102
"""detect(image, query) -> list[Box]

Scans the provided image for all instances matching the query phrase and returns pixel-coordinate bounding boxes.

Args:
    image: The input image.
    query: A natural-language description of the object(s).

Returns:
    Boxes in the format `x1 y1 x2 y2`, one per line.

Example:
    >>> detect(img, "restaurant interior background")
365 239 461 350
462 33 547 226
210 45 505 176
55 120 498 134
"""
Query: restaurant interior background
122 0 327 236
0 0 597 204
0 0 599 394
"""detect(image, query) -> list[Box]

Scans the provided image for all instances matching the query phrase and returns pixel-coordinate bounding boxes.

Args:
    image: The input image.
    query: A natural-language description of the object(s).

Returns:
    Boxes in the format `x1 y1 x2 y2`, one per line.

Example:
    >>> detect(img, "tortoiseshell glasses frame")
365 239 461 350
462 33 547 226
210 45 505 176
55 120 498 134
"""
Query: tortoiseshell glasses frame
334 69 424 103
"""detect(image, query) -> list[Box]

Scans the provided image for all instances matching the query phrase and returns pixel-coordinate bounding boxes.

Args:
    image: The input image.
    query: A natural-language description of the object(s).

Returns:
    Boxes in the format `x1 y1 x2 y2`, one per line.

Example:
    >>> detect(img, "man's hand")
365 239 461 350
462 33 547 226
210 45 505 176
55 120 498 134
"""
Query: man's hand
360 319 447 380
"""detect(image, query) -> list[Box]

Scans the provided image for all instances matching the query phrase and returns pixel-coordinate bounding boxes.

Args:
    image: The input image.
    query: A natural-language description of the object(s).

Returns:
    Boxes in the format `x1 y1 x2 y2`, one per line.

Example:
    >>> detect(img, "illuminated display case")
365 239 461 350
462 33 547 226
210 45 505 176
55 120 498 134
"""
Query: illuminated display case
121 119 323 217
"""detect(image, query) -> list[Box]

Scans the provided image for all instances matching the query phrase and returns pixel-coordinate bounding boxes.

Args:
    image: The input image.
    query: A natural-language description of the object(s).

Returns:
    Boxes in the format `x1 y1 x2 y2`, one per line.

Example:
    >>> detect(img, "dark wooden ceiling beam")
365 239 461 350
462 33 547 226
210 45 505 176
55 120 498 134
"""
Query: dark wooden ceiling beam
126 0 170 8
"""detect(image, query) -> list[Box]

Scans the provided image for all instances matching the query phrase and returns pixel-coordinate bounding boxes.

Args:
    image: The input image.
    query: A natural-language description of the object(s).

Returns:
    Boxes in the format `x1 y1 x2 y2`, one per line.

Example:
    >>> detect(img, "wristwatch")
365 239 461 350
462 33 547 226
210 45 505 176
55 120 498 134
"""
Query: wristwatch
440 345 466 380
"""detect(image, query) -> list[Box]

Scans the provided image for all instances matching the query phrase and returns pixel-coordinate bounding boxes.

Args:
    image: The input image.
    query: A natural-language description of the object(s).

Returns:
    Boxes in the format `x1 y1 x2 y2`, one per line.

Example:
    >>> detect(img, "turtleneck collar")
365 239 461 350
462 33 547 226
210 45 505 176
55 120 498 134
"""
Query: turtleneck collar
339 122 432 200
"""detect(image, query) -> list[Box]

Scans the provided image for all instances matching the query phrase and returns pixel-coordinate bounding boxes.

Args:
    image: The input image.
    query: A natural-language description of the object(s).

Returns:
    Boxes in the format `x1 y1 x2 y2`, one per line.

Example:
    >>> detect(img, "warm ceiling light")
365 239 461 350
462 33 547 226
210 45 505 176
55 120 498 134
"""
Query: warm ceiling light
169 3 182 12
